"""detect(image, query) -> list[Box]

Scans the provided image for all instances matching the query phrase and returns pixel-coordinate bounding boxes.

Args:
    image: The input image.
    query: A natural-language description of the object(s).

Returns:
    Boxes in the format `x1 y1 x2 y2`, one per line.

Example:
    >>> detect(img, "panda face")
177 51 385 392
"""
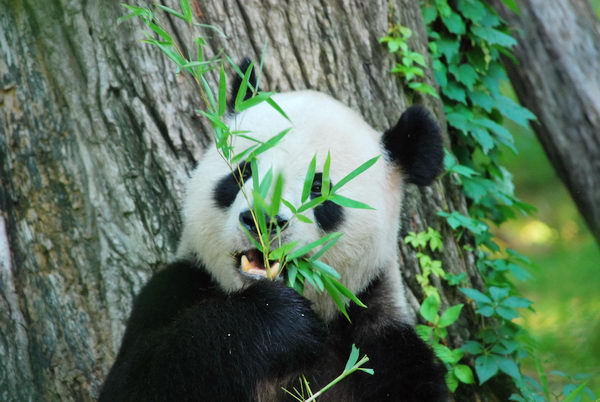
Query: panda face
178 91 404 309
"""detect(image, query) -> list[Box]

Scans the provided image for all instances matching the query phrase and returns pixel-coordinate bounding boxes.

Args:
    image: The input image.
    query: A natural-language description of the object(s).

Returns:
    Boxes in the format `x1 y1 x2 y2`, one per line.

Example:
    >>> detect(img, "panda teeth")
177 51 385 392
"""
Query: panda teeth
269 262 281 278
240 255 254 273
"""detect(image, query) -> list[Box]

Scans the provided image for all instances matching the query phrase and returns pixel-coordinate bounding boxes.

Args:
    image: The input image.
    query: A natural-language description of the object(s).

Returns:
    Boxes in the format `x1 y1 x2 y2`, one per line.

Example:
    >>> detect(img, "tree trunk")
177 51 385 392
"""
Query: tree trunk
1 0 500 400
491 0 600 244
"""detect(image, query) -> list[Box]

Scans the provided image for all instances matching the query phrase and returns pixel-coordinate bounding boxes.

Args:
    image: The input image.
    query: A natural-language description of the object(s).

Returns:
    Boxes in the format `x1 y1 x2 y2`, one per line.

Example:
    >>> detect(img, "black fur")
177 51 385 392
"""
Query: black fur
382 105 444 186
227 57 258 113
100 263 448 401
314 201 344 231
333 277 449 401
99 260 326 402
312 173 345 231
213 162 251 209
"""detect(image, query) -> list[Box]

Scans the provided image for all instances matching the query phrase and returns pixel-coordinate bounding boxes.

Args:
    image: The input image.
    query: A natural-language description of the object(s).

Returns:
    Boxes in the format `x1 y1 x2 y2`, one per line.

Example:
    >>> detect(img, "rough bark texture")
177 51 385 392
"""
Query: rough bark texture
1 0 505 400
491 0 600 244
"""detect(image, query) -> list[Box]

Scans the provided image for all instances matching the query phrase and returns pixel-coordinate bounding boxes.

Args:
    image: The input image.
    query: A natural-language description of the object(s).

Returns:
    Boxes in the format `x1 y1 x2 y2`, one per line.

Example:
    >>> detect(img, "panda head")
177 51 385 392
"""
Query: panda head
178 65 443 320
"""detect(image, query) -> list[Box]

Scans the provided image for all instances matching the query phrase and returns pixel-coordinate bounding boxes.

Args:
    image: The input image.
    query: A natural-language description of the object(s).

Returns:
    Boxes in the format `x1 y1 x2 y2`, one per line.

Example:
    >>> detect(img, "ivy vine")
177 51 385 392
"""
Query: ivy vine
385 0 596 400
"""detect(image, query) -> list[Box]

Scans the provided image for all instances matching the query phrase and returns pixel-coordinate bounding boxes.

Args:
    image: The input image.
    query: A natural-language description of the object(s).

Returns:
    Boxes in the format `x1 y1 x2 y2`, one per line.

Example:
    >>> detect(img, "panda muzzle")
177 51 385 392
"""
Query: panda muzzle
238 249 281 279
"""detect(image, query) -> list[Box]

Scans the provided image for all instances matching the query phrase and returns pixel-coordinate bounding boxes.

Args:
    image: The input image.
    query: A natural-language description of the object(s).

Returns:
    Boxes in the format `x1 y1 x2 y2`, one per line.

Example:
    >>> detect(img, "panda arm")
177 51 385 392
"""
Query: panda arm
350 323 448 401
343 278 448 401
99 260 326 402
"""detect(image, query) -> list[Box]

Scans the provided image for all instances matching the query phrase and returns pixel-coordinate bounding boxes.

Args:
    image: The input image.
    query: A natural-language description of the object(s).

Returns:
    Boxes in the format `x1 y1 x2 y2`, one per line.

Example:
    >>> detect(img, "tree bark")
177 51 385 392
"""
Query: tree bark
491 0 600 244
1 0 502 400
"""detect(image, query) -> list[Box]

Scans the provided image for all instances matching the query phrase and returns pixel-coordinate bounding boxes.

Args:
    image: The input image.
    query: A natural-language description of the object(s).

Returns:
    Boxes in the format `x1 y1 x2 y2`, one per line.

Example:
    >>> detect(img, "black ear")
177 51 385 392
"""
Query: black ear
227 57 259 113
382 105 443 186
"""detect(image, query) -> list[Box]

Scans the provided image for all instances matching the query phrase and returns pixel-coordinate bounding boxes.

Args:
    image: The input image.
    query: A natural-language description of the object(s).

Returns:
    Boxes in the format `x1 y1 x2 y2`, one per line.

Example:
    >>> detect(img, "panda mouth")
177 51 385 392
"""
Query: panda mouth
235 249 281 279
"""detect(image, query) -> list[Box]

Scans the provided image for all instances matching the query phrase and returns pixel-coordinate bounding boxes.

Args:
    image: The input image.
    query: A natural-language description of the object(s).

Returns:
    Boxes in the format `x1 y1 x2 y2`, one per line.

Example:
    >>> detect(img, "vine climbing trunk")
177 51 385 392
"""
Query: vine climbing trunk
1 0 506 400
491 0 600 244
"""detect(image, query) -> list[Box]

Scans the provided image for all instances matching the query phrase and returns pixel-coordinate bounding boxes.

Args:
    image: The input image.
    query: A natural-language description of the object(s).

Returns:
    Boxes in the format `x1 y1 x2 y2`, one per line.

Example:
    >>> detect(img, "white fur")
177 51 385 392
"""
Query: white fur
178 90 409 322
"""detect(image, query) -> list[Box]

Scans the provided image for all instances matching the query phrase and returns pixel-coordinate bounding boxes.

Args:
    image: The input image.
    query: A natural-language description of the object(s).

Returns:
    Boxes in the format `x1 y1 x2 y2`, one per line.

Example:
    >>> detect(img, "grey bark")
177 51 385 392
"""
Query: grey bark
1 0 506 400
491 0 600 244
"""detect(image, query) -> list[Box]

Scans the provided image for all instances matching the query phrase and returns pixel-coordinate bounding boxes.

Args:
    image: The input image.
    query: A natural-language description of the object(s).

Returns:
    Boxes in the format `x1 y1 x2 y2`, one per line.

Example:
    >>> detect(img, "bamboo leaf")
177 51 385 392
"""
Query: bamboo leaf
330 194 374 210
157 4 185 20
309 232 342 261
333 279 367 308
344 345 360 372
234 62 254 112
322 152 331 197
180 0 193 23
251 127 291 158
269 174 284 218
332 156 379 192
218 66 227 116
302 155 317 203
288 232 341 260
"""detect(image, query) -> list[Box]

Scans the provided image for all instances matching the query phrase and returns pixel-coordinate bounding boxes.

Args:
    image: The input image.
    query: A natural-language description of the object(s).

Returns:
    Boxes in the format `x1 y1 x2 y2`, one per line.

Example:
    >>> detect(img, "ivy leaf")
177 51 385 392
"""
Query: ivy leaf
496 306 519 320
489 286 510 301
460 288 492 304
408 82 439 98
502 296 532 309
471 26 517 47
441 12 466 35
446 272 466 286
415 324 433 343
454 364 475 384
474 117 516 152
475 355 499 384
446 370 459 393
438 211 488 235
435 0 452 17
457 0 487 22
442 81 467 104
432 59 448 88
462 177 494 203
452 64 478 90
470 127 495 154
461 340 484 354
422 4 438 24
439 304 464 328
493 95 536 127
498 357 521 380
482 63 507 96
469 90 495 112
420 294 440 323
434 344 463 365
436 38 460 63
477 305 495 317
446 108 473 131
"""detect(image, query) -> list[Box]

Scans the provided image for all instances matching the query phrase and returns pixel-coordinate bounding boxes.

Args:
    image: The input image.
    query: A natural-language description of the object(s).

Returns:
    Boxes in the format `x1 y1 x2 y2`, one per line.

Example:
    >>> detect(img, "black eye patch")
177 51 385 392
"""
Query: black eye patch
311 173 345 231
213 162 251 209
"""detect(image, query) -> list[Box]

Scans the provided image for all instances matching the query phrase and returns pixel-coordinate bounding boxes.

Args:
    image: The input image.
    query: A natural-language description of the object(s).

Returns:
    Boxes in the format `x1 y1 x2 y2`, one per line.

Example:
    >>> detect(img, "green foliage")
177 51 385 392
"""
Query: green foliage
405 228 474 392
380 25 439 97
410 0 598 399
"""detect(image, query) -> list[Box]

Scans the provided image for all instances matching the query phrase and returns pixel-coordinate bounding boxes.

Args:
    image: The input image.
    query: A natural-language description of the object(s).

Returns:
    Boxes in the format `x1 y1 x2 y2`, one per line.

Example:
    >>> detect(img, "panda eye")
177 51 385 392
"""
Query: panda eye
236 162 252 183
311 173 327 197
311 179 322 194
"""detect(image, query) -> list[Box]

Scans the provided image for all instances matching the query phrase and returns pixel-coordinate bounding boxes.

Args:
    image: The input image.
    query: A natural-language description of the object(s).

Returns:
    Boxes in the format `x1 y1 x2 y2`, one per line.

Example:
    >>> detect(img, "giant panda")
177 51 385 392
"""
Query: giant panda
100 61 448 402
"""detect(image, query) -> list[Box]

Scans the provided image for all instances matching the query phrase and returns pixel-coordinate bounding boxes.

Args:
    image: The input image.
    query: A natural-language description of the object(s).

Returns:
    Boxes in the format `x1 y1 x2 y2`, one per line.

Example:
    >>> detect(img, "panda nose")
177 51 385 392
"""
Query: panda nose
239 210 288 235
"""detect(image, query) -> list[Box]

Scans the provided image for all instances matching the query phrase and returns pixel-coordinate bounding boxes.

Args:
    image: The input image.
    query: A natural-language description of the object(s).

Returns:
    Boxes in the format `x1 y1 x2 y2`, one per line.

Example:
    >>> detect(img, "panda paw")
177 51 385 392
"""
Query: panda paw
240 280 327 368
